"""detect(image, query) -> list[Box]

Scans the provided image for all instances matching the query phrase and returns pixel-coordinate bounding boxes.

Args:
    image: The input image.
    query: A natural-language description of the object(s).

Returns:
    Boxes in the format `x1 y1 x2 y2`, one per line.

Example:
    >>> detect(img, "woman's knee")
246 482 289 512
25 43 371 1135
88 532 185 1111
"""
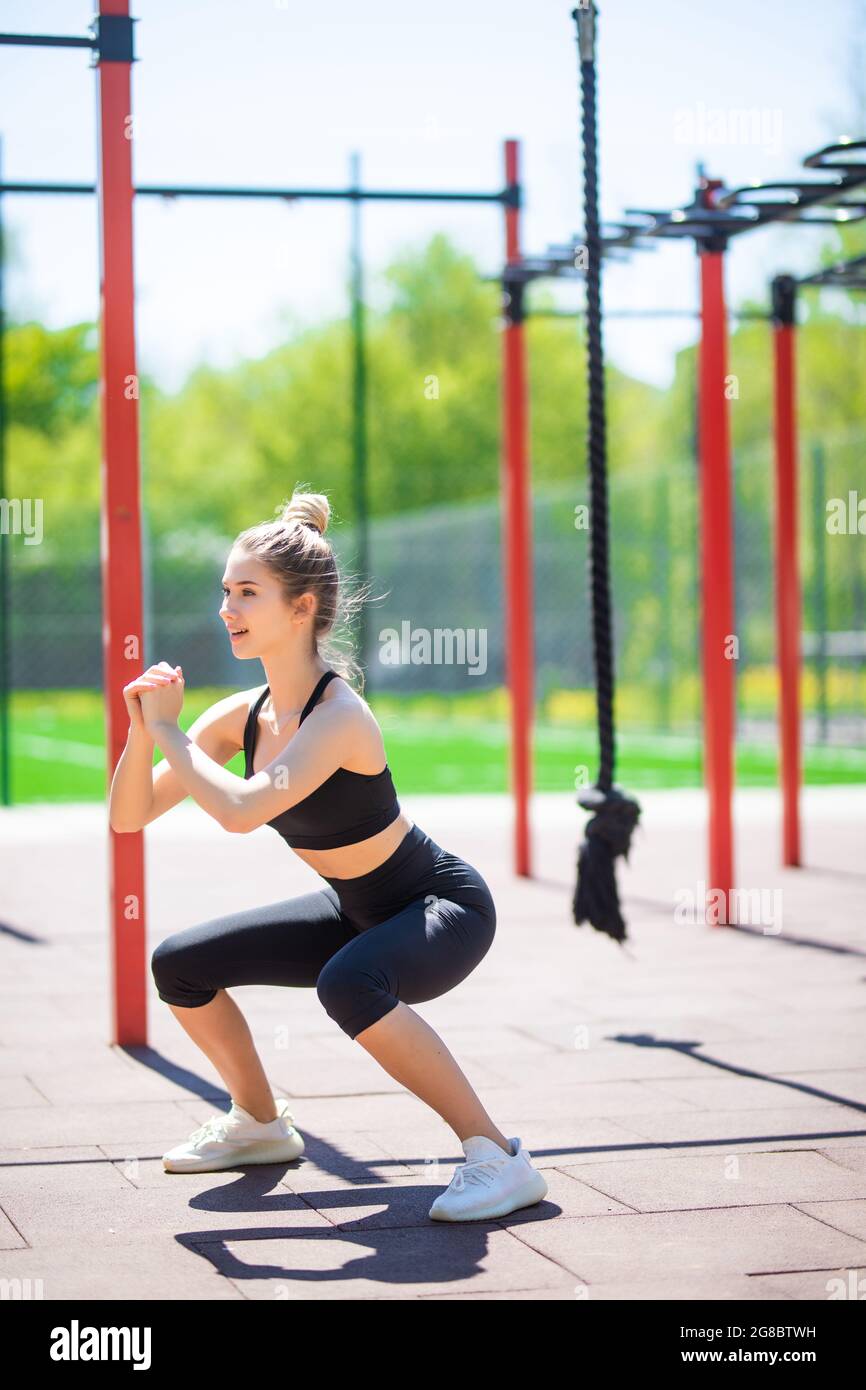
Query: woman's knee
315 956 397 1040
150 933 218 1009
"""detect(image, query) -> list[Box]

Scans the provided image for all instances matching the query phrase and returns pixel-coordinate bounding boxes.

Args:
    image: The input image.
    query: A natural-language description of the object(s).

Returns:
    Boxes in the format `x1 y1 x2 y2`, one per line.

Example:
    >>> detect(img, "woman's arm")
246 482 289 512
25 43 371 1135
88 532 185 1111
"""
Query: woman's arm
146 701 361 834
109 669 248 832
109 723 160 833
109 664 179 833
139 721 246 831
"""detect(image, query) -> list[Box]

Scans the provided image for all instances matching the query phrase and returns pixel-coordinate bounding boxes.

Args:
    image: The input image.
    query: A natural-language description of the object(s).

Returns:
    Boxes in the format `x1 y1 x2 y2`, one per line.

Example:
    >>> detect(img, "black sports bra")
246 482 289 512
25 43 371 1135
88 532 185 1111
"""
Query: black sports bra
242 670 401 849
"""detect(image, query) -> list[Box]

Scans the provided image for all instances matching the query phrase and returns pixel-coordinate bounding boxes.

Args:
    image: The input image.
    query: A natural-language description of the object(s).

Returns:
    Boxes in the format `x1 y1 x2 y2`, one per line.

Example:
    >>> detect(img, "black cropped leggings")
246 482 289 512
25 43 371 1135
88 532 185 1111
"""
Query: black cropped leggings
151 823 497 1041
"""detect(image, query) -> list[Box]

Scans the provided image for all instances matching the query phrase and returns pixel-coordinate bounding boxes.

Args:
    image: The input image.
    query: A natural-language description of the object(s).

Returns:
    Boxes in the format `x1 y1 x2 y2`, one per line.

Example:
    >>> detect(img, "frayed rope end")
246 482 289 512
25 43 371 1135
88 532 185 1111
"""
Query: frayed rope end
572 785 642 943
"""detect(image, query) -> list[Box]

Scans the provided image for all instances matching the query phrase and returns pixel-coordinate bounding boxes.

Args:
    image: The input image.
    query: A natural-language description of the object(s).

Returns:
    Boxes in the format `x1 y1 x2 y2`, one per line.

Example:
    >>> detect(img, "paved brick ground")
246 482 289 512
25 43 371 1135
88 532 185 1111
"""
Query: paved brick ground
1 786 864 1301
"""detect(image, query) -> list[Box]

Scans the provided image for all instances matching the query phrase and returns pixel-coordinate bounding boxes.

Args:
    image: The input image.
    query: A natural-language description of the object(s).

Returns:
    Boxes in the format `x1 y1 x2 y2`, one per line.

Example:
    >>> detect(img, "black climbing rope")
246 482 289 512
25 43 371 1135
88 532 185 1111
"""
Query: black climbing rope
571 2 641 943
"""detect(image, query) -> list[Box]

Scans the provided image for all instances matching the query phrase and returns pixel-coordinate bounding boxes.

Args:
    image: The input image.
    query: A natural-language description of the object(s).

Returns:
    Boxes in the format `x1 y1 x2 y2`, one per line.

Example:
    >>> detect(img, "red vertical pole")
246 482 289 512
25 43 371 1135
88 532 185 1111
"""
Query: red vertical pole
772 275 801 866
96 0 147 1043
697 239 735 923
501 139 533 877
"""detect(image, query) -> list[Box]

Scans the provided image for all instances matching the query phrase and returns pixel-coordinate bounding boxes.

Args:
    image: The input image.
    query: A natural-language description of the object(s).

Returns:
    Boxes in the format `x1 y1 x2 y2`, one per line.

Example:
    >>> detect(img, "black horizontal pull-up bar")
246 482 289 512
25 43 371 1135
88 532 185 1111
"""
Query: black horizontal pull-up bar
0 179 515 206
0 16 134 61
0 32 95 48
528 306 768 320
796 251 866 289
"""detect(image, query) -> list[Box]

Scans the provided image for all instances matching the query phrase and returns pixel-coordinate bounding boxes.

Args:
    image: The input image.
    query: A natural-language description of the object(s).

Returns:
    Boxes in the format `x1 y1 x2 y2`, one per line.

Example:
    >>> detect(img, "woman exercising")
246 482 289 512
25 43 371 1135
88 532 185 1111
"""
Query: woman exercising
108 488 547 1223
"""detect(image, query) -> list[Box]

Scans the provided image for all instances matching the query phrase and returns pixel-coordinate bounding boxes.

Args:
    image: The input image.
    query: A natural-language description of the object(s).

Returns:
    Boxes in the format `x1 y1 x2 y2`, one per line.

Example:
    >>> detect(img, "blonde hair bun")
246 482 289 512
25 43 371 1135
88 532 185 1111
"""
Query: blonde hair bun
280 490 330 537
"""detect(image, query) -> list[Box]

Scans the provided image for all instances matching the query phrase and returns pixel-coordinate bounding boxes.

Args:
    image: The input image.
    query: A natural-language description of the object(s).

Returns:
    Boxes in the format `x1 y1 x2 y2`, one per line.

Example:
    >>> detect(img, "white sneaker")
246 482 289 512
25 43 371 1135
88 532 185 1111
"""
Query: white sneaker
162 1097 305 1173
427 1135 548 1222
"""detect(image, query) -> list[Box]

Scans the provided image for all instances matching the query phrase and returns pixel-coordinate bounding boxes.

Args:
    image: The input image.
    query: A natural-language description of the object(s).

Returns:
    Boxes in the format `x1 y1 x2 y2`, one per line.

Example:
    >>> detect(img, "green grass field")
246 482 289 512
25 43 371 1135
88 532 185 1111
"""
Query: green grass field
3 688 865 805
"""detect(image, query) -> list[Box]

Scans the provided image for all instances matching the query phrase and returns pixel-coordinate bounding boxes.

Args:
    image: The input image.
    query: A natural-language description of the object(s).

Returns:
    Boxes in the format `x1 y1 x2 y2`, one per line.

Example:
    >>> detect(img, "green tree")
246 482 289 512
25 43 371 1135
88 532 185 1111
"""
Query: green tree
4 320 99 438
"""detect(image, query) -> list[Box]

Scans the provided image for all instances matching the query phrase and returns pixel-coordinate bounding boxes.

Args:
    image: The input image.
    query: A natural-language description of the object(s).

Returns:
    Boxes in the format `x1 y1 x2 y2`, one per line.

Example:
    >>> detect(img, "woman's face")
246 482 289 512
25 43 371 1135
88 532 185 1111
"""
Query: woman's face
219 549 314 659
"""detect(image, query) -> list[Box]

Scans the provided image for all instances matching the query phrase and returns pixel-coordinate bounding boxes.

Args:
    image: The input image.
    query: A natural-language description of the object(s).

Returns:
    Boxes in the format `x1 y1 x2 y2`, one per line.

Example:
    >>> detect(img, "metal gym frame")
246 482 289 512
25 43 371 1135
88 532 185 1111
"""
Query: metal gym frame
500 135 866 919
0 1 525 1046
769 250 866 869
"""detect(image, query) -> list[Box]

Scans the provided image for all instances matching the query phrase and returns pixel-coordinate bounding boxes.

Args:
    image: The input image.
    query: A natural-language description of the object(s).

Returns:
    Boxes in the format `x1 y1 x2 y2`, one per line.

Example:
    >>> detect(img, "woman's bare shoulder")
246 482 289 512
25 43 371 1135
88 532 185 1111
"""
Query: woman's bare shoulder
323 674 377 719
319 675 385 755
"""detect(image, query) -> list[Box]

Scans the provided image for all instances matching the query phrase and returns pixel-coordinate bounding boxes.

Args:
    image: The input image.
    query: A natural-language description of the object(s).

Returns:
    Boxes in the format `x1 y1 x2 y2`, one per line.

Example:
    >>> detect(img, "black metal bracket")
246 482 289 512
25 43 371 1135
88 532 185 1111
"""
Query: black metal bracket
501 181 521 211
502 280 525 325
90 14 137 64
771 274 797 325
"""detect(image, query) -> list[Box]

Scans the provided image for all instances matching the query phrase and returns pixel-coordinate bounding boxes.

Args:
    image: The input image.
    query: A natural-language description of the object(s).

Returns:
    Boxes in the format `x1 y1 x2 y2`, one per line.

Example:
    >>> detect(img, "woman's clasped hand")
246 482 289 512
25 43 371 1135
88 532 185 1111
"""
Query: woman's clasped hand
122 661 185 731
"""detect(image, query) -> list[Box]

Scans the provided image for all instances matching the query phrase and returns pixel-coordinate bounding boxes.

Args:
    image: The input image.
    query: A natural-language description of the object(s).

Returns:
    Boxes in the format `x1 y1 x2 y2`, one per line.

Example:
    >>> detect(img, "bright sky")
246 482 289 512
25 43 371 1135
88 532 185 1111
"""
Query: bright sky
1 0 862 392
